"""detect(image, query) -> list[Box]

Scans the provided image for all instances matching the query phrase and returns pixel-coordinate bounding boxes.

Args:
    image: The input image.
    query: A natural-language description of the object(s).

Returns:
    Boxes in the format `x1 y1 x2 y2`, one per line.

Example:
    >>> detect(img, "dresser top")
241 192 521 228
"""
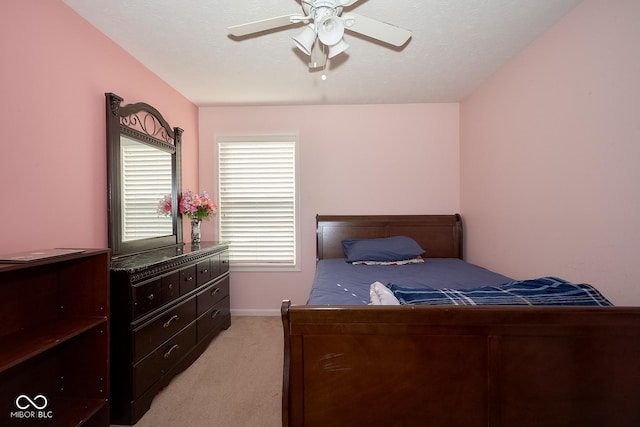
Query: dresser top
111 241 228 274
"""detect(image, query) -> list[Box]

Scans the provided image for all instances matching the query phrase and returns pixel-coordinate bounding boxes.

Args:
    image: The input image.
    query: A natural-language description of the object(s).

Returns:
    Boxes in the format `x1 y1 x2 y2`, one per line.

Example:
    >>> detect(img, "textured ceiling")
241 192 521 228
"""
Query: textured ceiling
62 0 581 107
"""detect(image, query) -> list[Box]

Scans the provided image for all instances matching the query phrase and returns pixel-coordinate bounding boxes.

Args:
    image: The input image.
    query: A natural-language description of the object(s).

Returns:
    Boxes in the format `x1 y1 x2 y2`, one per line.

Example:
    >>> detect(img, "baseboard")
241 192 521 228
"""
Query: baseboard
231 308 281 316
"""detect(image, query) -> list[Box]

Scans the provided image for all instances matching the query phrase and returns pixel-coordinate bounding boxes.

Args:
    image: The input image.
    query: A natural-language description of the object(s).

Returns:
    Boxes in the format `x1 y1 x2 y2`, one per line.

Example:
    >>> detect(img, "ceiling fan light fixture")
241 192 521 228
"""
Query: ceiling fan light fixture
317 16 344 46
293 24 317 56
328 38 349 58
309 39 327 69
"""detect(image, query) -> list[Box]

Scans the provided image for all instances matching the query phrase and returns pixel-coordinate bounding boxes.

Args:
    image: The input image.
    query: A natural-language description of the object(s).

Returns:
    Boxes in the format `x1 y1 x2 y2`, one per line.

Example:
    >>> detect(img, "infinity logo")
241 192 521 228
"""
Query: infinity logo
15 395 48 410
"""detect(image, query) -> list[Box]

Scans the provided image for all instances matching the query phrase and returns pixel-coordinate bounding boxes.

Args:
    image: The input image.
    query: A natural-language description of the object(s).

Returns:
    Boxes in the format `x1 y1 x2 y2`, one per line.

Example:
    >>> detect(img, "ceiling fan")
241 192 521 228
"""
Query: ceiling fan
228 0 412 70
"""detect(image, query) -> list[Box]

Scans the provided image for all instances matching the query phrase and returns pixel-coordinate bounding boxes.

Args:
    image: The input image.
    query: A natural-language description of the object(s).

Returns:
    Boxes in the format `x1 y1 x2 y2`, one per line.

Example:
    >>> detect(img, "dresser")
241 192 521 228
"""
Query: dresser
0 249 110 427
109 242 230 425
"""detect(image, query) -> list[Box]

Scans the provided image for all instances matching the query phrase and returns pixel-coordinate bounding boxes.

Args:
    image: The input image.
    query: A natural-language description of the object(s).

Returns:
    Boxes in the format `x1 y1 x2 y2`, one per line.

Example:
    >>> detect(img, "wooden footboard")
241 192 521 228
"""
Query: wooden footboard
281 301 640 427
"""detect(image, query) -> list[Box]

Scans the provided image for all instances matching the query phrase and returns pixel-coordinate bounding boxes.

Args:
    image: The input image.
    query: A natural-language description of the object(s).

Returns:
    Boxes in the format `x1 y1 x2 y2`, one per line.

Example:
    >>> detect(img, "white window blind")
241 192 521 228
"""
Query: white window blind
121 136 173 241
217 136 298 269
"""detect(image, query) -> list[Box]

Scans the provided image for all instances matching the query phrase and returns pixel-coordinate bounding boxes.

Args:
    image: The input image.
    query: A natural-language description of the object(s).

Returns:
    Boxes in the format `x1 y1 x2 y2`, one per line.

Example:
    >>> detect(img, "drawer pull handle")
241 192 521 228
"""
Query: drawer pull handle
211 310 220 319
185 276 193 282
211 287 221 296
168 283 173 290
201 269 208 274
164 344 180 359
163 314 179 328
147 293 155 301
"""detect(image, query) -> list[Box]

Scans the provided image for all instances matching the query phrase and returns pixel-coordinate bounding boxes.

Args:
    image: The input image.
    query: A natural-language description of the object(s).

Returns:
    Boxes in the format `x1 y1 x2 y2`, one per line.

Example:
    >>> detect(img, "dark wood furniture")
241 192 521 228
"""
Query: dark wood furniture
105 92 231 424
105 92 183 257
281 215 640 427
109 242 230 425
0 249 110 427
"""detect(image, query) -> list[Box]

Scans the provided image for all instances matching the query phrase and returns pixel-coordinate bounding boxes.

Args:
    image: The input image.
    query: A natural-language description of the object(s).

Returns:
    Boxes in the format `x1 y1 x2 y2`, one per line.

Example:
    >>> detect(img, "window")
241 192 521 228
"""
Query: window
217 135 298 270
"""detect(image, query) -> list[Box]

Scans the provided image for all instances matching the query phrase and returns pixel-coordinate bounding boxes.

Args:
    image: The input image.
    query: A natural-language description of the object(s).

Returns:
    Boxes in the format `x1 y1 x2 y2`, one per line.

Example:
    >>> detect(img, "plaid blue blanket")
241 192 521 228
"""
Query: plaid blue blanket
388 277 613 306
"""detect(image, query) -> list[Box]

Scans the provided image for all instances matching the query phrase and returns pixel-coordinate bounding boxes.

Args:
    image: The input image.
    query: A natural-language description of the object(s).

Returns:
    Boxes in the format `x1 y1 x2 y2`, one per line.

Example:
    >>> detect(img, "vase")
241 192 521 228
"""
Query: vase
191 218 201 244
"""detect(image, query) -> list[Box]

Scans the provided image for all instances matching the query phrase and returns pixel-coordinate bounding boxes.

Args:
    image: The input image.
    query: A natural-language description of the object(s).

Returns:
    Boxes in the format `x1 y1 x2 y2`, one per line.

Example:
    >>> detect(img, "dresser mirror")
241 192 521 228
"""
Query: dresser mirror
106 92 183 257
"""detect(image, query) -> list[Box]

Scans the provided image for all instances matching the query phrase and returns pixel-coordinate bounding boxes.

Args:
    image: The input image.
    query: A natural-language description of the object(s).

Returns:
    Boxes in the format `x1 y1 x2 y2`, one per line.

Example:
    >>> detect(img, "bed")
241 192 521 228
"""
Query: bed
281 214 640 427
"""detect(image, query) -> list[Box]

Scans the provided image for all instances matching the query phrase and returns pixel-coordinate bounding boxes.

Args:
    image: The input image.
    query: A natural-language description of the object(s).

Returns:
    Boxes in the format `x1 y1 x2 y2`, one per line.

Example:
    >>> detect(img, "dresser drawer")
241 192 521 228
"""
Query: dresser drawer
196 258 212 285
197 296 230 342
133 321 197 398
196 276 230 316
133 278 163 318
214 251 229 276
133 297 197 362
179 265 197 295
161 271 180 304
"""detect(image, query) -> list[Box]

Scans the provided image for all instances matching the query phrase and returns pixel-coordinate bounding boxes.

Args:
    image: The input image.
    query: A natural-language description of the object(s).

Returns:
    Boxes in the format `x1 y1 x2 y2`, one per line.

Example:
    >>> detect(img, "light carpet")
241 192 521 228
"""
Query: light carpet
122 316 283 427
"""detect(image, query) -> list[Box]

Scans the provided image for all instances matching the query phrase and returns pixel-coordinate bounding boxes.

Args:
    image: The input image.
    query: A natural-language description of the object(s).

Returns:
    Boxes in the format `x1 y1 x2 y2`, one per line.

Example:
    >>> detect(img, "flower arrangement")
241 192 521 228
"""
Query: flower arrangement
179 190 218 221
157 190 218 221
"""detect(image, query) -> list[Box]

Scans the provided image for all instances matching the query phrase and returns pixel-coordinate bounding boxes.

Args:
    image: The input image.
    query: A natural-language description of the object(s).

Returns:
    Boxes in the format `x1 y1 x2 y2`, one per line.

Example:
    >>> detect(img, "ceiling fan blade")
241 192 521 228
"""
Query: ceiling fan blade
229 14 300 37
342 13 412 47
336 0 362 6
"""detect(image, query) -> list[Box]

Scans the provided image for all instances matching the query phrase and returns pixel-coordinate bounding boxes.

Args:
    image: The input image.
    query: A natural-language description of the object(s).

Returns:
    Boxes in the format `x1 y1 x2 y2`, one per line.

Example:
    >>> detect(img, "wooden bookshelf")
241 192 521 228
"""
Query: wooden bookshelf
0 249 109 426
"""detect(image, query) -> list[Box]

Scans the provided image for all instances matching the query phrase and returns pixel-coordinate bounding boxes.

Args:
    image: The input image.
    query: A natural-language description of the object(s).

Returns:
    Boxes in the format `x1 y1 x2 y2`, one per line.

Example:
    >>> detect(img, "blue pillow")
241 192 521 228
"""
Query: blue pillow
342 236 425 263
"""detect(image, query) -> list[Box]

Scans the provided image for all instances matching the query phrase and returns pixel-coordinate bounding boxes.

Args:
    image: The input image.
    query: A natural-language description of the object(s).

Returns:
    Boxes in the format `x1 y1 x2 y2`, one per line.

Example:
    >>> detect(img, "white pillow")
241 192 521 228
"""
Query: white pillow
369 281 400 305
352 257 425 266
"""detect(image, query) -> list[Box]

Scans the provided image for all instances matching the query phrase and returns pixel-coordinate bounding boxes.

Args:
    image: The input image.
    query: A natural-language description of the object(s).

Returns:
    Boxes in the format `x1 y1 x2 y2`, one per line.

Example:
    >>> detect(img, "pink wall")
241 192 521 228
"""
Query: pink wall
0 1 199 254
199 104 460 312
9 0 630 312
461 0 640 305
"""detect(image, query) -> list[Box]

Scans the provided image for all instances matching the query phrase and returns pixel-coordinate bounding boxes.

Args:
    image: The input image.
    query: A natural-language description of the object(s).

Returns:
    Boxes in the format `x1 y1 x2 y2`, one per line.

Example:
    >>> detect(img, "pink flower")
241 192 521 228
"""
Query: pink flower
160 190 217 221
157 194 173 215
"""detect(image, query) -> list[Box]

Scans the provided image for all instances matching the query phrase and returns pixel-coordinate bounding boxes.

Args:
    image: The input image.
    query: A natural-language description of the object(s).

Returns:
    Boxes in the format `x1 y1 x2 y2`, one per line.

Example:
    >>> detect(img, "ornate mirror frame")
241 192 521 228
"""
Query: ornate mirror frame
106 92 183 257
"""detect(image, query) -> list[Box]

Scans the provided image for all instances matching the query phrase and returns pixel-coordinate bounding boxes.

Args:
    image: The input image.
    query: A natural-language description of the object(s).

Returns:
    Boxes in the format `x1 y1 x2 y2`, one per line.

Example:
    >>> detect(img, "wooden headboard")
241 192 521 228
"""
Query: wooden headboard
316 214 463 260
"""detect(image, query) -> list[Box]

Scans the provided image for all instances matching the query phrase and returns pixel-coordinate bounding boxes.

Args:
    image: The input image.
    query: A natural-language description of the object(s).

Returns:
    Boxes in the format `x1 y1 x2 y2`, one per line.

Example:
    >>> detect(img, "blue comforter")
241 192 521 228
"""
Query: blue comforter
308 258 513 305
389 276 612 306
